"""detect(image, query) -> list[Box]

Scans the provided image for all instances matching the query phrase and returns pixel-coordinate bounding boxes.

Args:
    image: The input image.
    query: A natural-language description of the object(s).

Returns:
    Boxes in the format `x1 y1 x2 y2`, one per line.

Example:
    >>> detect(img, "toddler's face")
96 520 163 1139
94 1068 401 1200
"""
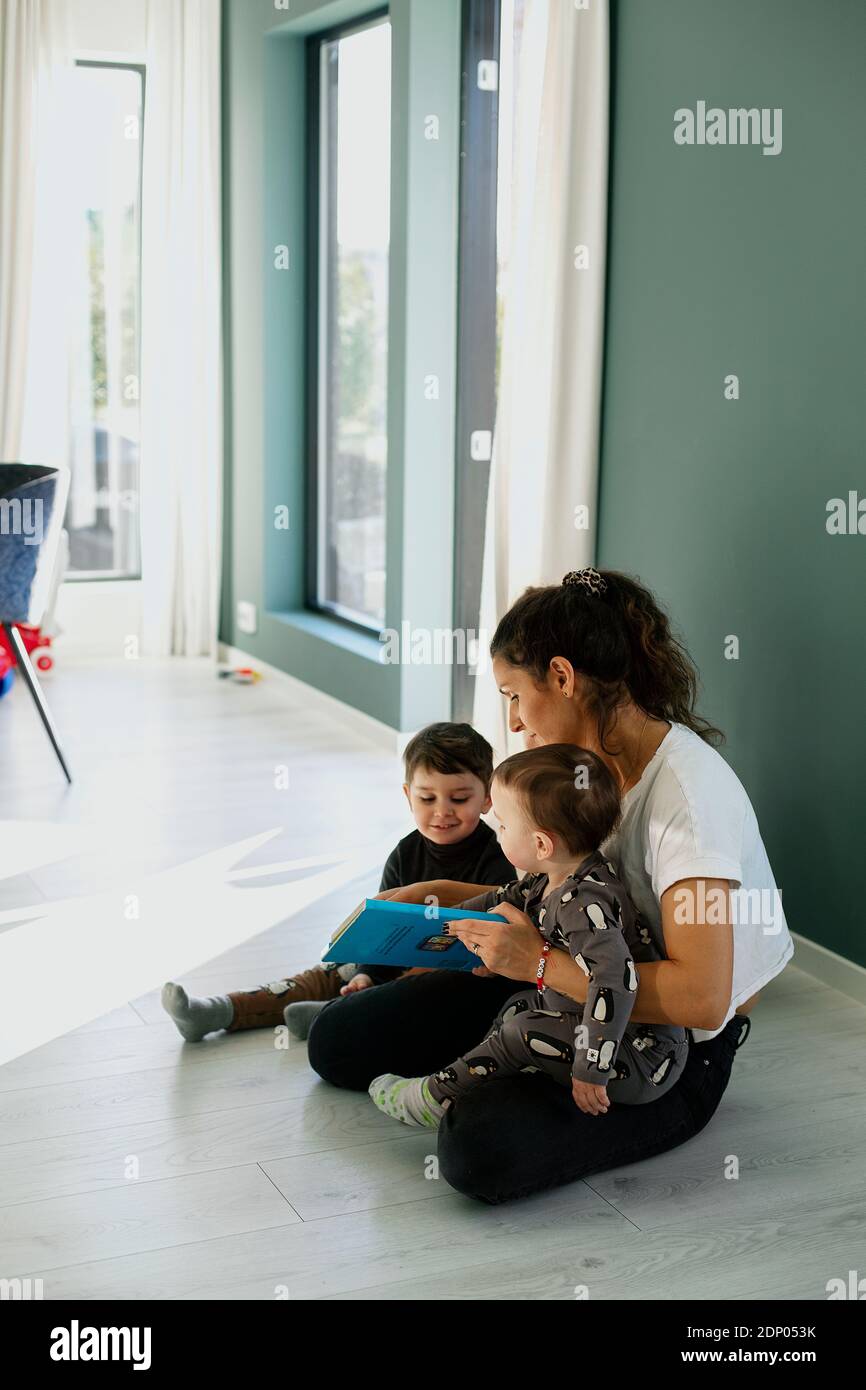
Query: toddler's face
404 766 491 845
489 782 540 872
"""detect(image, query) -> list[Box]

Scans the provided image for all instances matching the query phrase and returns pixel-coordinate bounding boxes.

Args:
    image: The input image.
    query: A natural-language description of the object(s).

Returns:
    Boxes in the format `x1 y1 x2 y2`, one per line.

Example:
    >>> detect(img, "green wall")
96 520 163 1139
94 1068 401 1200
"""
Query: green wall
221 0 461 729
598 0 866 964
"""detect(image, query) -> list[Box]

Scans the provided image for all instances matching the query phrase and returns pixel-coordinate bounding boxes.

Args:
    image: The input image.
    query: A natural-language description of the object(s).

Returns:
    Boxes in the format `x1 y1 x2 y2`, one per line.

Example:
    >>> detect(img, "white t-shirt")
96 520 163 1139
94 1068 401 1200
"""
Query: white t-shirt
602 722 794 1042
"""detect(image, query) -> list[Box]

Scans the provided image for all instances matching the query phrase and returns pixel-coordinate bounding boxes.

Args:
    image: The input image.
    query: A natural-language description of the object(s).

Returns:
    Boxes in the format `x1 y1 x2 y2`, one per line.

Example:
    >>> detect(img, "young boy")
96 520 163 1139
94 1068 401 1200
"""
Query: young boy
370 744 688 1128
161 722 515 1042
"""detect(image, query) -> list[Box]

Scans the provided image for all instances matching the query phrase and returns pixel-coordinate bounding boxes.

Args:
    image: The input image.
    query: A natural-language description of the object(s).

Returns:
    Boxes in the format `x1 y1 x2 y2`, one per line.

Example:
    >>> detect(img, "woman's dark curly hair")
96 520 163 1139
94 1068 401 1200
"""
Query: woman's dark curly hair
490 570 723 751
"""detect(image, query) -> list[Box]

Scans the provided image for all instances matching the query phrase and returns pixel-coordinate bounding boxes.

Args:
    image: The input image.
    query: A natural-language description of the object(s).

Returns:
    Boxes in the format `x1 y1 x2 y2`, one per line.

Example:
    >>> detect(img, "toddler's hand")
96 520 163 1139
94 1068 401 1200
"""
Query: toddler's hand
571 1079 610 1116
340 973 374 995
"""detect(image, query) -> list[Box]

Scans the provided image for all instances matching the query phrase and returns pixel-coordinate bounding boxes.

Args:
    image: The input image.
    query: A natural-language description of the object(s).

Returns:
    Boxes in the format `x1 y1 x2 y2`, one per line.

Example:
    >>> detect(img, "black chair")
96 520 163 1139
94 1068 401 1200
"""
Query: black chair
0 462 72 783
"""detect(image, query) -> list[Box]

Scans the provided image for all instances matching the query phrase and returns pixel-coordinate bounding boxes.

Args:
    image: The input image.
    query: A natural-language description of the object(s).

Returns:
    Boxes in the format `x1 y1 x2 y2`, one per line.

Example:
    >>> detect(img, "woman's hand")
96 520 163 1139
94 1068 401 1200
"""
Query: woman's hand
444 901 540 981
571 1079 610 1116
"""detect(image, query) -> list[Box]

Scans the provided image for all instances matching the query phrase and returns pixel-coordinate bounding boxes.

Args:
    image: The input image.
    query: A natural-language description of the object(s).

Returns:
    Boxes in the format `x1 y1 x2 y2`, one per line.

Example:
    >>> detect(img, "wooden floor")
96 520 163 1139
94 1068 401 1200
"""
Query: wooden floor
1 658 865 1300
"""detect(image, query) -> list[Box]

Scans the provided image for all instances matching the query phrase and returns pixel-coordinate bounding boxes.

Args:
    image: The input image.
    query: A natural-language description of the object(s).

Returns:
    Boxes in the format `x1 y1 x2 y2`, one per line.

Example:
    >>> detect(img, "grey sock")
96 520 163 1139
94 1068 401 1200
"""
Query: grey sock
282 999 328 1041
161 982 233 1042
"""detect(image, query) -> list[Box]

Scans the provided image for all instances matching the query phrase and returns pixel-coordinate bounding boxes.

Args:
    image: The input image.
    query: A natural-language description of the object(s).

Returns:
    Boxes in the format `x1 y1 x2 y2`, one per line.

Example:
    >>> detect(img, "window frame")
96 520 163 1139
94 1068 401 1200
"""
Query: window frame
65 57 146 584
451 0 502 719
304 7 391 638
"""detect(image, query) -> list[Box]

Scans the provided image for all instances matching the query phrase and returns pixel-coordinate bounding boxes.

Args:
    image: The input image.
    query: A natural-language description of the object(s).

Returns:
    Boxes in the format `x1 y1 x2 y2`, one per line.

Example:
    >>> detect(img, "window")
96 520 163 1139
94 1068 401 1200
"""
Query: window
307 14 391 630
65 62 144 579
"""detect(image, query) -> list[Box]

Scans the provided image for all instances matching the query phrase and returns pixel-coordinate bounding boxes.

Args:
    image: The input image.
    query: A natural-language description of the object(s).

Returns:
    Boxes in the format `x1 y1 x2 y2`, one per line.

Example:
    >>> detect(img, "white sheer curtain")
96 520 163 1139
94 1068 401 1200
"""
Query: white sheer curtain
0 0 72 462
139 0 222 656
473 0 610 755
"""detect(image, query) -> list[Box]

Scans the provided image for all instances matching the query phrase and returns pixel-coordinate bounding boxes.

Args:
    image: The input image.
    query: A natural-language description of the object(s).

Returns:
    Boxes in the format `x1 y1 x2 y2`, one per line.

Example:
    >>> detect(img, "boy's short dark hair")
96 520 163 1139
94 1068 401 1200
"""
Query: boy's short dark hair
492 744 621 856
403 722 496 791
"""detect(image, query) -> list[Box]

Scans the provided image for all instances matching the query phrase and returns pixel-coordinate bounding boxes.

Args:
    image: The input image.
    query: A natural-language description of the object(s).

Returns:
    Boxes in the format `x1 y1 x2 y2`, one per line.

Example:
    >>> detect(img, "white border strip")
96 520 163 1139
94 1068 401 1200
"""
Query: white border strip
791 931 866 1008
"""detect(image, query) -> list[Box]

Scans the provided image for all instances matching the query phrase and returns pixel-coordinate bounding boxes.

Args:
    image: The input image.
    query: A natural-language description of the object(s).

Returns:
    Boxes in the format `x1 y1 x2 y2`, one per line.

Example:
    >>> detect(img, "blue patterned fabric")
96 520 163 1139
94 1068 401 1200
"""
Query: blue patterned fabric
0 476 58 624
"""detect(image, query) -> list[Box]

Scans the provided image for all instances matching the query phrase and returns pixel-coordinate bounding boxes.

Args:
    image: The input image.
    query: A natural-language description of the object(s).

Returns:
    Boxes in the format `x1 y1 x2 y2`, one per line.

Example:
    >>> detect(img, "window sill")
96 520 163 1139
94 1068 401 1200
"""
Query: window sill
268 608 383 664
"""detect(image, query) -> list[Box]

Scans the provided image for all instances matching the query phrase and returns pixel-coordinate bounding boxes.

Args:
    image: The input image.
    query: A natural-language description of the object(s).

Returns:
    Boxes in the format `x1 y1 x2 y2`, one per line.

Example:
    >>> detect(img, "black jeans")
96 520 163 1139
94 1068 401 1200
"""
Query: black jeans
307 970 750 1205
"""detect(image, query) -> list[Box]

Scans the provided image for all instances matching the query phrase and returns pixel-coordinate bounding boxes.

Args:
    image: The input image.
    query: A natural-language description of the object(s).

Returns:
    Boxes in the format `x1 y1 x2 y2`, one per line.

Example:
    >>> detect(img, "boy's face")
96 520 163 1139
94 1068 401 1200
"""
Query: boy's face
489 781 545 872
403 765 491 845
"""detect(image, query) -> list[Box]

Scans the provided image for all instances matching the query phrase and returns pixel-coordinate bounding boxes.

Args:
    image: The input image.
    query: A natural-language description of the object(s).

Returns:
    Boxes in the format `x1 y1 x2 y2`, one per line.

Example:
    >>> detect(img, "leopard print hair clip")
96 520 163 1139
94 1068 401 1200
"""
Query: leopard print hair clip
562 567 608 596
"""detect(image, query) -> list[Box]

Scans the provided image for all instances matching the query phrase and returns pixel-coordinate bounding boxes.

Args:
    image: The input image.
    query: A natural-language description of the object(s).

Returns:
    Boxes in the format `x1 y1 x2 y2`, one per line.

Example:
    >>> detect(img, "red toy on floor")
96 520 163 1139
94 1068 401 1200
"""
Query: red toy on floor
0 624 55 698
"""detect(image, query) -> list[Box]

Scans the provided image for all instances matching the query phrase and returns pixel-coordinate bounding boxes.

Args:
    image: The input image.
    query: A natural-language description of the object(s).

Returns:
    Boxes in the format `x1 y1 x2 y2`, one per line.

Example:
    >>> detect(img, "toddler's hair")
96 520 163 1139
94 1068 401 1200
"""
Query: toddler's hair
493 744 621 856
403 722 496 791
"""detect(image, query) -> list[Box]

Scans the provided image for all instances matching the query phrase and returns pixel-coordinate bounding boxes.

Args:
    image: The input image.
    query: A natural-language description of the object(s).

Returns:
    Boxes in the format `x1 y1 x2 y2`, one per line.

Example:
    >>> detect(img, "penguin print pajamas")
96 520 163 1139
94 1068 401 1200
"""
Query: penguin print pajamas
428 850 688 1108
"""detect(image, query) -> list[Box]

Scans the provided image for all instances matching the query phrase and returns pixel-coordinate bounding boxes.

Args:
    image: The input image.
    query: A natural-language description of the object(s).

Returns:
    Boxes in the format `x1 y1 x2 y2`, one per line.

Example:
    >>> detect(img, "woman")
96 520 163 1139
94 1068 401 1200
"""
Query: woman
308 568 793 1203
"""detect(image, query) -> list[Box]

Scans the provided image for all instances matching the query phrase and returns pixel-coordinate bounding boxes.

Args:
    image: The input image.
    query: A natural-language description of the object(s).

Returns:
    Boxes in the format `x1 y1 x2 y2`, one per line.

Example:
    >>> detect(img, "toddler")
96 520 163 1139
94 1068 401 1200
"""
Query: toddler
370 744 688 1127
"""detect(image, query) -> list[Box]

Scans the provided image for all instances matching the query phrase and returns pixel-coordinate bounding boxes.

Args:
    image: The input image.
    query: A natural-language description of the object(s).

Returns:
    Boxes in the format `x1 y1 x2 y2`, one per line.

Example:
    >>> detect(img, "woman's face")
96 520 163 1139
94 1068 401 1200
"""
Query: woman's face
493 654 593 748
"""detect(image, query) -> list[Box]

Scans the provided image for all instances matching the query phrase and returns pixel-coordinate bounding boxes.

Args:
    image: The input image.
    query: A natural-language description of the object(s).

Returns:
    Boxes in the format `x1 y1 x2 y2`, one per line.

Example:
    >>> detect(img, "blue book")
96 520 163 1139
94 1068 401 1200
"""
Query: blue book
321 898 506 973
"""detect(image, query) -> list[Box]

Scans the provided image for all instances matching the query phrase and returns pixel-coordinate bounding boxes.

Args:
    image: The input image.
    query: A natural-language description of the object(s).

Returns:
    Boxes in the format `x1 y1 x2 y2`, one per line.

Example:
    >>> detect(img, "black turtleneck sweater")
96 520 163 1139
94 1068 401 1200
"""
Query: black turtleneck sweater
360 820 515 984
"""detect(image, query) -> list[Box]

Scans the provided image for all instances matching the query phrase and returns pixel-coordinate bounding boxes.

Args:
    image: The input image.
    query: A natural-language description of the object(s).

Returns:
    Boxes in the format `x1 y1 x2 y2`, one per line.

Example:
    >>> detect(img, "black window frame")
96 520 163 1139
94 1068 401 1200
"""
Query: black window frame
304 6 391 638
451 0 502 719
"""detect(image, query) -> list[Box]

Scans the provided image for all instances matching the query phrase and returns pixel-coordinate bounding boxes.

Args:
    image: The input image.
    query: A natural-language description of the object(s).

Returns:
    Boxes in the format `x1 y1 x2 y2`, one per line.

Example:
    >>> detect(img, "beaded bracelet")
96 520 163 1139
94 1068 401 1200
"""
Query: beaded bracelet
535 939 551 992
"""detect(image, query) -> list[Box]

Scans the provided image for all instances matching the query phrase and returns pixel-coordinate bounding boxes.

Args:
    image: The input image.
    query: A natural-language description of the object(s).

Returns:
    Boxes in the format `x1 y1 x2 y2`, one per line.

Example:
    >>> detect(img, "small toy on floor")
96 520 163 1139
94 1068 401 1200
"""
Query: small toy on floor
216 665 262 684
0 623 57 698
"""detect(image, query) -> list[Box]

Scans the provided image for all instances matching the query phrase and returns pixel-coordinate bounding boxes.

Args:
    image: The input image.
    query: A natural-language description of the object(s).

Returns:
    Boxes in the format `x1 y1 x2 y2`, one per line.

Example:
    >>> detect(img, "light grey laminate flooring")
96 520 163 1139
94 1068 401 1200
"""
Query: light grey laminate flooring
0 659 863 1300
